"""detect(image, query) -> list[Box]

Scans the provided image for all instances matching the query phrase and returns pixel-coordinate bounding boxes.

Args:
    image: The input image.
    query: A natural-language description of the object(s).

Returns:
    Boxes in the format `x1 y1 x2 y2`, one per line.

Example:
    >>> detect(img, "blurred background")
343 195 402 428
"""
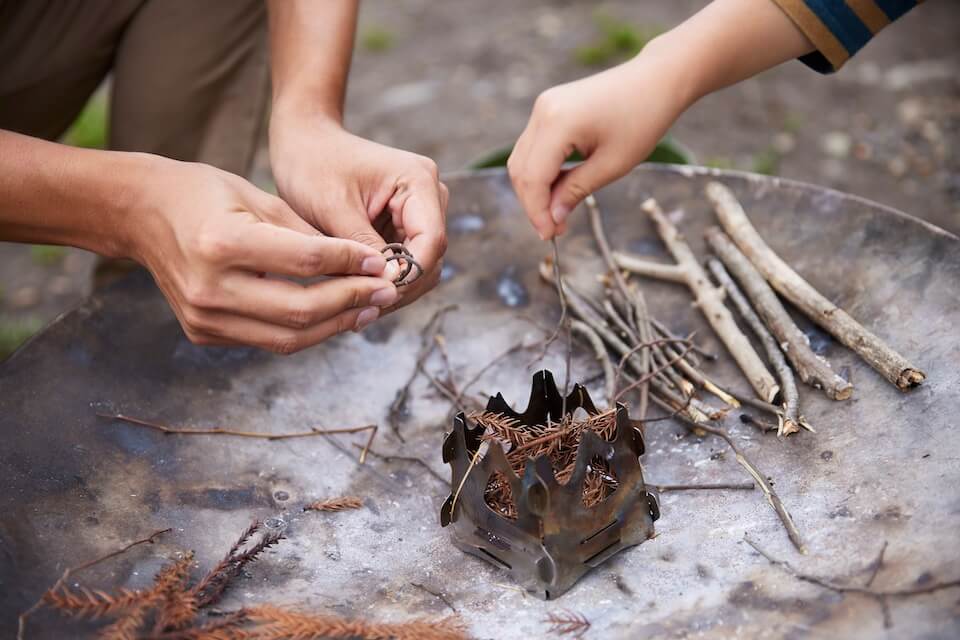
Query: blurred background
1 0 957 360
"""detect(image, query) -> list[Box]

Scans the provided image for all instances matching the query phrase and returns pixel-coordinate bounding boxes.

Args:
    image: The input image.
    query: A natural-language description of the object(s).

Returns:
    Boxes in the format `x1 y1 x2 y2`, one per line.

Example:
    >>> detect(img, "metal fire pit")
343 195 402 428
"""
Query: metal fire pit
440 370 659 599
1 165 958 639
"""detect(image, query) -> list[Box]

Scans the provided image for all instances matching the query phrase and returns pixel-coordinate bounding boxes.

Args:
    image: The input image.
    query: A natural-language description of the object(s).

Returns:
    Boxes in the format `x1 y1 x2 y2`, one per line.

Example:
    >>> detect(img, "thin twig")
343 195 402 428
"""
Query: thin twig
354 444 447 485
634 198 779 402
410 582 458 613
98 413 378 464
388 304 459 441
17 528 170 640
707 256 802 436
651 482 755 492
744 535 960 628
570 319 616 407
587 194 654 419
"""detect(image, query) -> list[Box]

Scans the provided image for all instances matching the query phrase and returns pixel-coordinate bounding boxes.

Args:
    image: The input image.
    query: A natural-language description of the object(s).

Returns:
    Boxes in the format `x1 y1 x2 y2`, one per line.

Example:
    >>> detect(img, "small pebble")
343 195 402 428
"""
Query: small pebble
9 286 39 309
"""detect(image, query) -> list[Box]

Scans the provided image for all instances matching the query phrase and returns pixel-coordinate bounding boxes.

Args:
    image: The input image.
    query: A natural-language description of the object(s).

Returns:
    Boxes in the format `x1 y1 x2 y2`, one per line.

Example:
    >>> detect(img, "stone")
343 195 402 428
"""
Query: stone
821 132 852 159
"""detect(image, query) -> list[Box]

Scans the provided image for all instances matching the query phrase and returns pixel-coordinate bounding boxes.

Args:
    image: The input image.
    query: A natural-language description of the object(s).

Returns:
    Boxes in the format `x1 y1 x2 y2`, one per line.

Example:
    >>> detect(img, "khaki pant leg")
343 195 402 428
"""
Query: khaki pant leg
0 0 143 140
109 0 270 177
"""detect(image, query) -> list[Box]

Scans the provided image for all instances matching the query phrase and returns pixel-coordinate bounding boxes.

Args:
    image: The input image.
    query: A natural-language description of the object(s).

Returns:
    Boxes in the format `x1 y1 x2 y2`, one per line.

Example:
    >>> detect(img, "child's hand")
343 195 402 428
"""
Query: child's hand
508 43 691 240
507 0 816 241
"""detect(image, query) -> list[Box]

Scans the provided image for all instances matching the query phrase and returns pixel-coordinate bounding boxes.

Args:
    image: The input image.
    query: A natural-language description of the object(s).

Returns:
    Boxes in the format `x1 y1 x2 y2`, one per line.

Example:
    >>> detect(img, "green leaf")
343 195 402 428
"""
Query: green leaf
63 93 108 150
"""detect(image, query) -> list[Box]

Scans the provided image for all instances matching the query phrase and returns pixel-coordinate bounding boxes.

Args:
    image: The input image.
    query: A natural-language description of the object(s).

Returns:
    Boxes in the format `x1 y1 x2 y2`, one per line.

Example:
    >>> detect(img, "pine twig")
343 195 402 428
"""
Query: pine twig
18 528 170 640
304 497 364 513
543 609 591 638
745 535 960 628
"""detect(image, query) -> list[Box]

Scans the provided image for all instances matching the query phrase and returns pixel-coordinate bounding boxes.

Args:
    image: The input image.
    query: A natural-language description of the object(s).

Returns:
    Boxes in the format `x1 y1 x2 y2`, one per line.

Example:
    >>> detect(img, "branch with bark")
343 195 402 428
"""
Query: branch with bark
706 181 926 391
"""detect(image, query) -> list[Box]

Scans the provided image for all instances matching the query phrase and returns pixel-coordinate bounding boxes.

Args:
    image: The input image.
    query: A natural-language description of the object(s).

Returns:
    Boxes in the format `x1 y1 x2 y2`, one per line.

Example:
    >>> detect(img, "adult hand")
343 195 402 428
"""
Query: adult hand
507 40 691 240
131 158 397 353
270 116 448 310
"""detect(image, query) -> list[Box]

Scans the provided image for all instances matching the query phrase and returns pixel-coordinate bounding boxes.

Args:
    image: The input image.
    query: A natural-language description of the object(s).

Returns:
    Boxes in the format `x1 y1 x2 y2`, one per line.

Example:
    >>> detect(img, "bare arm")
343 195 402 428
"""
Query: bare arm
267 0 448 310
267 0 359 122
508 0 815 239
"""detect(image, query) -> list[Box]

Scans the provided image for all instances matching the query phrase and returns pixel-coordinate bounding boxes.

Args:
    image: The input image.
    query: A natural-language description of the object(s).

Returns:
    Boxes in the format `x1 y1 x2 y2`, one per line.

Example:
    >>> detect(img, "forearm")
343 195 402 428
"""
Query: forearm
645 0 816 106
0 130 146 257
267 0 358 123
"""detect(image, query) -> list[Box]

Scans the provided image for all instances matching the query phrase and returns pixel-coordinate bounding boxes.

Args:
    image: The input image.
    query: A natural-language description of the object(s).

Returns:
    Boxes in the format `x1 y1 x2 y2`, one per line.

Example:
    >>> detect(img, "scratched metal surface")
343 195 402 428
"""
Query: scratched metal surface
2 165 959 639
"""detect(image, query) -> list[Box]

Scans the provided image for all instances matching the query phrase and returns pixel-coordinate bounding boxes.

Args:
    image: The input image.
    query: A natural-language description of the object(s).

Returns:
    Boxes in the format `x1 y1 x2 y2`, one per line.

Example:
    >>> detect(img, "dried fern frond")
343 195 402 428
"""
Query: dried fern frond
43 587 148 619
242 605 469 640
303 496 364 513
544 609 591 638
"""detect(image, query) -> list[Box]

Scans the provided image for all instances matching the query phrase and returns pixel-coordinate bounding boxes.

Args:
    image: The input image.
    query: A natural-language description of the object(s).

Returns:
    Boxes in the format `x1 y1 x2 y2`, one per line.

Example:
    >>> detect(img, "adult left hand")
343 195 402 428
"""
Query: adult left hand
270 115 448 312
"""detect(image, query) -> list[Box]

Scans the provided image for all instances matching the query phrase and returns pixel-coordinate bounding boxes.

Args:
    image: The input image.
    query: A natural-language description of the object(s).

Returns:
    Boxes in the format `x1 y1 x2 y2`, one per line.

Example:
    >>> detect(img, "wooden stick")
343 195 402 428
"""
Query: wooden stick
707 181 926 391
614 252 686 283
705 226 853 401
587 195 654 419
635 198 780 402
652 482 755 492
97 413 378 464
707 256 802 436
570 319 616 407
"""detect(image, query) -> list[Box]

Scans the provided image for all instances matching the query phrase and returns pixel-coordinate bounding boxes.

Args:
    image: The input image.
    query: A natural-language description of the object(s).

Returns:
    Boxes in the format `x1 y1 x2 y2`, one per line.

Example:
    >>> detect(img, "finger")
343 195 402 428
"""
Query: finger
213 273 397 330
507 123 568 240
186 304 380 354
392 178 447 279
318 208 402 281
215 223 387 278
548 148 625 221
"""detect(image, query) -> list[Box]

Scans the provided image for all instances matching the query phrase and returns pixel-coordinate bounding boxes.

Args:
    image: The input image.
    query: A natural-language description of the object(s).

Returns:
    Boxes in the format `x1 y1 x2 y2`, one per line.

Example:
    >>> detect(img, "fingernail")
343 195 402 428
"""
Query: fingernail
384 260 401 282
361 255 386 275
355 306 380 331
551 204 571 225
370 287 398 307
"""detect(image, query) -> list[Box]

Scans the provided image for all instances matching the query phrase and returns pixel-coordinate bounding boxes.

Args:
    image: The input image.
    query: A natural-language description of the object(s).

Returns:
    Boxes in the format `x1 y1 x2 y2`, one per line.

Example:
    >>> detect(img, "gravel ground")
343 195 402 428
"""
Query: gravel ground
2 0 957 358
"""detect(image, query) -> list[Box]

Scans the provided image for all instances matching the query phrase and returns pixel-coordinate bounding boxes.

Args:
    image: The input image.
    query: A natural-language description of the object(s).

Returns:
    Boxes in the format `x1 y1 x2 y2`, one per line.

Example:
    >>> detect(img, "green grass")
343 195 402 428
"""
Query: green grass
63 92 108 149
0 317 43 360
751 148 781 176
575 13 663 67
30 244 67 266
705 156 735 170
361 26 395 52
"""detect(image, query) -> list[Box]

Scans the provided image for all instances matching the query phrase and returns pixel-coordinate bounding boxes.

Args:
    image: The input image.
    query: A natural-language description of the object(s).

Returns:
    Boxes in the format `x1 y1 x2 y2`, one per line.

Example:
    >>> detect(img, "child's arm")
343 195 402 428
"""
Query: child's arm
508 0 922 240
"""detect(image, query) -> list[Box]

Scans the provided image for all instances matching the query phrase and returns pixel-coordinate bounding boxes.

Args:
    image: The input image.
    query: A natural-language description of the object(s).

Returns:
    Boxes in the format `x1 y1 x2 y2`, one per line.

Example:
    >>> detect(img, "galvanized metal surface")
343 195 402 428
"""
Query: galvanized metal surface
1 165 958 639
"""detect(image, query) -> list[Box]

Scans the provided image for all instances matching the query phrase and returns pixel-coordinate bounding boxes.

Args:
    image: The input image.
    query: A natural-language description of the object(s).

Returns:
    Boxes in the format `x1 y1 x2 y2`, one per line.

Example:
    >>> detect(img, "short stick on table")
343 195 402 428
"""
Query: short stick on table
632 197 780 403
705 225 853 401
707 181 925 391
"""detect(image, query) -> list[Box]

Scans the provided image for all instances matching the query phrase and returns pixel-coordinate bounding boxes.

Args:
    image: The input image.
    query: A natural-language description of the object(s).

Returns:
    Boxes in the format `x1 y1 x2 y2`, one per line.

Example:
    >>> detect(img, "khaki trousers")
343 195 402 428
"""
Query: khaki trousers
0 0 269 176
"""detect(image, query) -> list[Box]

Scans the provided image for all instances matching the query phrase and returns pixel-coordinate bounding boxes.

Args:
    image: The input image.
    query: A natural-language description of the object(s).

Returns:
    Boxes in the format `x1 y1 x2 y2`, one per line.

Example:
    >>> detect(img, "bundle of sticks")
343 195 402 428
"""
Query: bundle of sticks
472 409 619 519
545 184 925 438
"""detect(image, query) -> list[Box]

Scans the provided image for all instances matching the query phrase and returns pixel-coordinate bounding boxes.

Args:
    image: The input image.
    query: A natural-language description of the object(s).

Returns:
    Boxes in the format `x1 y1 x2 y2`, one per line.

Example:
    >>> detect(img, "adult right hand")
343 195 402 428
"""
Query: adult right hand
130 158 397 353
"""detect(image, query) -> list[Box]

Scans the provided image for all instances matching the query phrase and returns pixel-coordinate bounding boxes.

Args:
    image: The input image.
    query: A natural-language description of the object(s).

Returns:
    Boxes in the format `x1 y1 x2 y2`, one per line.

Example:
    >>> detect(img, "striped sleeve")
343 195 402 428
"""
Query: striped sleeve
771 0 924 73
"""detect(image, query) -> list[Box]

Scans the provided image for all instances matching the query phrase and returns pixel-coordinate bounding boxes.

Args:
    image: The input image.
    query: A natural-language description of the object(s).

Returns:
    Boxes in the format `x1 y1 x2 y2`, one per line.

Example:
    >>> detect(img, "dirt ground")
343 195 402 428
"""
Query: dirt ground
2 0 958 358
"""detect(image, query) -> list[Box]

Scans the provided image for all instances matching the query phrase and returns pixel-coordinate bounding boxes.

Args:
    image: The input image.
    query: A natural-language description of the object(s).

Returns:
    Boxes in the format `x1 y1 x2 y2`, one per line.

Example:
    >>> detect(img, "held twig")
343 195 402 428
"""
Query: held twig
705 225 853 401
707 256 802 436
17 528 171 640
634 198 780 403
707 182 925 391
97 413 378 464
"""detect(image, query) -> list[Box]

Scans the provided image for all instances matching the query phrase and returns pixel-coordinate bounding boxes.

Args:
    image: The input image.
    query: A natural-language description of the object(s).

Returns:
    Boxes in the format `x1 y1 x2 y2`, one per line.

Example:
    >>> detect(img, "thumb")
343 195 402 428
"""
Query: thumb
548 151 622 228
323 213 401 280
